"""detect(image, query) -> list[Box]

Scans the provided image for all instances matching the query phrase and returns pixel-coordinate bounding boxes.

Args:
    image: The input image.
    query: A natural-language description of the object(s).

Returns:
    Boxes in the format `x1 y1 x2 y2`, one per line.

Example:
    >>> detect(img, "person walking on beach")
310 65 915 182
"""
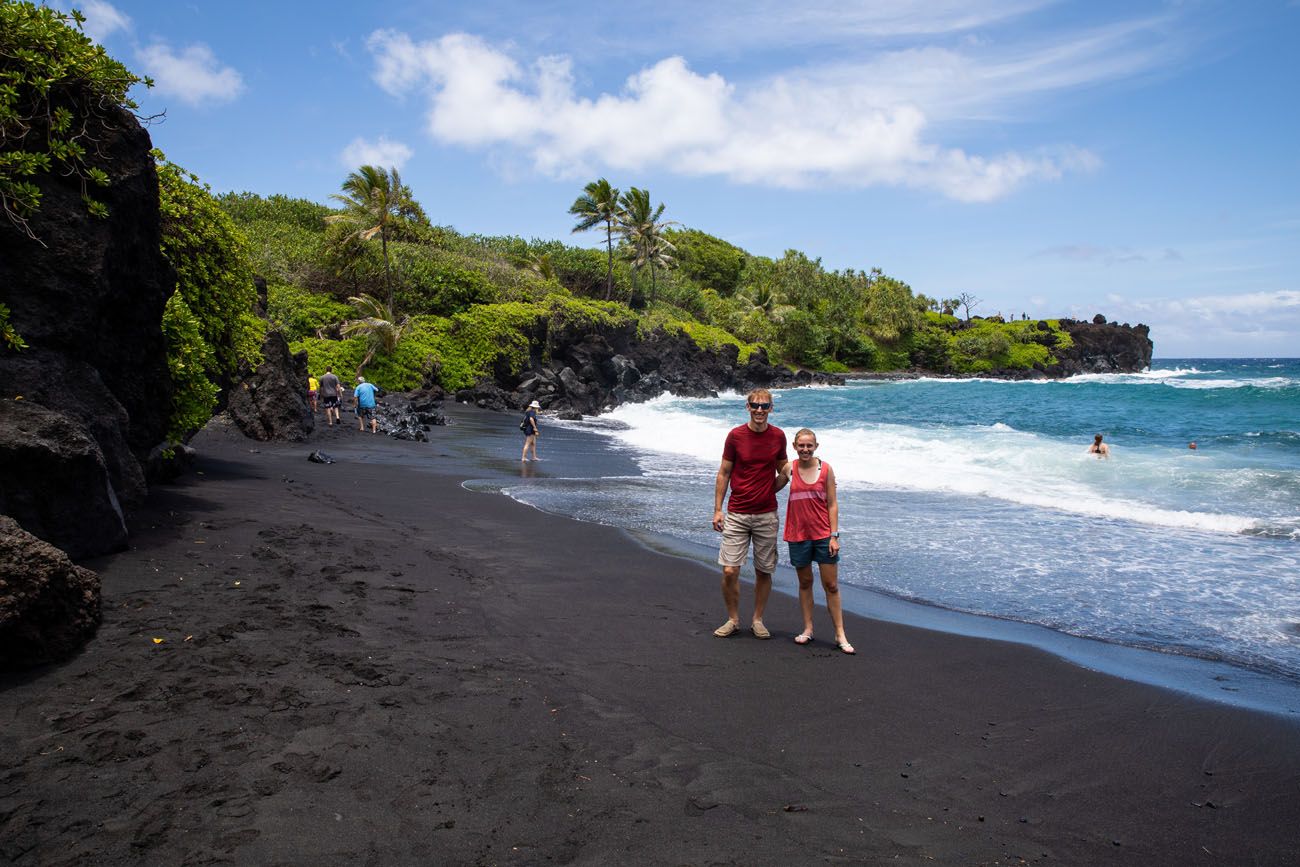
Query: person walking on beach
1088 433 1110 459
712 388 789 639
354 376 379 434
319 367 342 427
786 429 853 654
307 374 319 413
521 400 540 461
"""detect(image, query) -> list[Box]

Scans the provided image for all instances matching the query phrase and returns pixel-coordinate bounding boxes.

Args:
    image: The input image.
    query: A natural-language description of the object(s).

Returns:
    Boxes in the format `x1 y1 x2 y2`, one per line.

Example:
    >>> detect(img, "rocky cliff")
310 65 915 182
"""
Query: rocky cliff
1 96 174 665
456 324 844 417
1053 318 1153 375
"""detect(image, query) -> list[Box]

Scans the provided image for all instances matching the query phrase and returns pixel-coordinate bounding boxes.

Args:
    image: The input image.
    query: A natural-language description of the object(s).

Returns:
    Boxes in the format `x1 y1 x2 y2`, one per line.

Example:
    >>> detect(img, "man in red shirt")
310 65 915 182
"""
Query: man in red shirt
712 388 790 638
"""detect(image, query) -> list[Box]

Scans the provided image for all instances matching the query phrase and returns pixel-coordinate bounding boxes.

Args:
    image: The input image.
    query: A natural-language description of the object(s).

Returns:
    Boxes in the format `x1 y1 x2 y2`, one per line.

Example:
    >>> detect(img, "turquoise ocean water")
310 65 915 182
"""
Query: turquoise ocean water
500 359 1300 692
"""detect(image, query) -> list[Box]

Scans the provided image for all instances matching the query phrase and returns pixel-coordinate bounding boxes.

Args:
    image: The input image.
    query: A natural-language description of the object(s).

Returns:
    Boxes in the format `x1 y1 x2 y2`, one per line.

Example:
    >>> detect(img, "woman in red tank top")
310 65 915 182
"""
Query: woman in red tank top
784 429 853 654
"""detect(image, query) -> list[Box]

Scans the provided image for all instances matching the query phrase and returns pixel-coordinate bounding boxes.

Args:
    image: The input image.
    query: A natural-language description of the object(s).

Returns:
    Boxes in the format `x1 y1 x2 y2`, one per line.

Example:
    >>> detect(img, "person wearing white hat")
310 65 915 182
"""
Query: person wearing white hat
520 399 541 461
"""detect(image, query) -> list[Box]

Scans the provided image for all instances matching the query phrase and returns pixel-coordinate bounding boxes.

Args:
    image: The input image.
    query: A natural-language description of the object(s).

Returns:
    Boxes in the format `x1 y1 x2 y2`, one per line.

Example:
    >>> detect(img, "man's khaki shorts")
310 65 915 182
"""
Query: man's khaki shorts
717 510 779 574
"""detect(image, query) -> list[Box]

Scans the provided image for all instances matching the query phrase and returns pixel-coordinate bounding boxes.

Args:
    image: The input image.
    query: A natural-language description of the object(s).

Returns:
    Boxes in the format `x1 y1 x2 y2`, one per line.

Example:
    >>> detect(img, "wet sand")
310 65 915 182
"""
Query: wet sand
2 406 1299 865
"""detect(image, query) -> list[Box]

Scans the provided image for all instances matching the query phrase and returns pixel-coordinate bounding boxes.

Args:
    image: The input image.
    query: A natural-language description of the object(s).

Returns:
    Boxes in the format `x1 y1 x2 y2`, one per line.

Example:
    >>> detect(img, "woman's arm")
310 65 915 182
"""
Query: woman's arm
826 465 839 556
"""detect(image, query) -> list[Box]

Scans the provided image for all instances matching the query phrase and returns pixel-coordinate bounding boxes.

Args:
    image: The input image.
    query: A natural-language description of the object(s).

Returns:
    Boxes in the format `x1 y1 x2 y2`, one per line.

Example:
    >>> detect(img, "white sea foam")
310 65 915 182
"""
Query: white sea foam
594 399 1266 537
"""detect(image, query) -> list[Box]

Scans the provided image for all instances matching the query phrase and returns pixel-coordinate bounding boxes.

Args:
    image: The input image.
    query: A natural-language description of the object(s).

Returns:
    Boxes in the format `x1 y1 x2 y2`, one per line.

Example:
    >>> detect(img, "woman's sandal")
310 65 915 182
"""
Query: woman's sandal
794 632 813 645
837 641 856 655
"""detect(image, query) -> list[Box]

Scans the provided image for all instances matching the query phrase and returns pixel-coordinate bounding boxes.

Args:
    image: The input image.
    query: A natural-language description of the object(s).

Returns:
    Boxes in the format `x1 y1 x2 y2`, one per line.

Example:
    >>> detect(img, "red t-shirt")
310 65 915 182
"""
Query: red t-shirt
722 423 787 514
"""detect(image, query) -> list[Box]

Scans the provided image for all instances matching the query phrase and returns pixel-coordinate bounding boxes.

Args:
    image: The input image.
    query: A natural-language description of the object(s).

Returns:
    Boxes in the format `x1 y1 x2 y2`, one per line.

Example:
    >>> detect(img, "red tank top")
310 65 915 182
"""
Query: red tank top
784 460 832 542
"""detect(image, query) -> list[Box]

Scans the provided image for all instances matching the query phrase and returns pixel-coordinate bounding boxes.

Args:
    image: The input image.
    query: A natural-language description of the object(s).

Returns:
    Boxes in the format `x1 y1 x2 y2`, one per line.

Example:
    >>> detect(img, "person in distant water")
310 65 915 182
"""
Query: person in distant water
307 374 319 413
712 388 789 640
1188 441 1198 451
785 429 853 654
319 366 342 427
1088 433 1110 459
354 375 379 434
521 400 541 461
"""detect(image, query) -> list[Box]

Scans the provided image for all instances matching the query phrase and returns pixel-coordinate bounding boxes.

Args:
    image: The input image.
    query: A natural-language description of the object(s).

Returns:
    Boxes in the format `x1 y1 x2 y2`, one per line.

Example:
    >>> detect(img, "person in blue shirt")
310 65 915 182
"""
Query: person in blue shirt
354 376 380 434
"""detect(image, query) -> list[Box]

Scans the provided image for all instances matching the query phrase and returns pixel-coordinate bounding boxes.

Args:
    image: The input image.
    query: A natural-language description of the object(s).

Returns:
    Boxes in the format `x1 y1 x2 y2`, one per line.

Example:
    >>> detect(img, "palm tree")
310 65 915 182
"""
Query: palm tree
327 165 415 309
738 281 794 323
617 187 677 304
568 178 621 300
341 293 410 378
527 251 557 282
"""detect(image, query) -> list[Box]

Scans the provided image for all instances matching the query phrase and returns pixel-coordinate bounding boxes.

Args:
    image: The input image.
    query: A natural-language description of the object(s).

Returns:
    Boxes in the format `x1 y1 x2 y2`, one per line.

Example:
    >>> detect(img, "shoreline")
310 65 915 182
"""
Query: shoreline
3 406 1299 863
476 402 1300 716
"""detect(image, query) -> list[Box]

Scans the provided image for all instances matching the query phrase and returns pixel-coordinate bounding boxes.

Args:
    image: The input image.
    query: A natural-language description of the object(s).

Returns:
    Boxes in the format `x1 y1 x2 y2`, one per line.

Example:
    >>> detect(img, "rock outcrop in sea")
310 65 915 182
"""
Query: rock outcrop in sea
1053 318 1153 375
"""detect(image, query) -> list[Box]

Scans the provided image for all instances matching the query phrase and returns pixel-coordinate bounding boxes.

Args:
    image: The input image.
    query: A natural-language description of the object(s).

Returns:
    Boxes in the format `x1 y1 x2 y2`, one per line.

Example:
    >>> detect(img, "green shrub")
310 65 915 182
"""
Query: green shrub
161 292 219 440
157 154 264 377
266 281 353 341
0 302 25 352
393 248 498 316
1 2 146 238
218 192 330 232
676 321 759 364
668 228 748 296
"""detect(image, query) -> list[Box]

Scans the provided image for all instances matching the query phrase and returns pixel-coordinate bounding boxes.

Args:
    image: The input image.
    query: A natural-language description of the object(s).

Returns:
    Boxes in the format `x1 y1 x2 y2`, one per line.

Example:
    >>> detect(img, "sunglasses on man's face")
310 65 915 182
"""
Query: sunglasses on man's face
748 401 772 410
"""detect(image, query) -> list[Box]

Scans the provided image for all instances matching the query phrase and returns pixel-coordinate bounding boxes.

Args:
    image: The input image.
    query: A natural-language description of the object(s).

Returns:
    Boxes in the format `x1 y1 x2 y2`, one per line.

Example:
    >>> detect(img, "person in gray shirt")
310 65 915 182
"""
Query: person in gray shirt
319 367 342 427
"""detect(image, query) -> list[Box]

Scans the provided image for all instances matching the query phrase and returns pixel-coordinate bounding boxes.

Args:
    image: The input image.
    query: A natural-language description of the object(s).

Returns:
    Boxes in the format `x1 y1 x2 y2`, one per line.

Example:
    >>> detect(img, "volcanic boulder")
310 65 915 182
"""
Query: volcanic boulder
0 515 101 671
226 331 314 442
0 399 128 559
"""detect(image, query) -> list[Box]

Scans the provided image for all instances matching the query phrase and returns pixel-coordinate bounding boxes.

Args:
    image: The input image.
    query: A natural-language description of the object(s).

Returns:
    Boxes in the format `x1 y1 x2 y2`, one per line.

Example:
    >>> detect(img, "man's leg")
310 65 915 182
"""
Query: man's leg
753 569 773 626
750 511 778 634
721 565 741 624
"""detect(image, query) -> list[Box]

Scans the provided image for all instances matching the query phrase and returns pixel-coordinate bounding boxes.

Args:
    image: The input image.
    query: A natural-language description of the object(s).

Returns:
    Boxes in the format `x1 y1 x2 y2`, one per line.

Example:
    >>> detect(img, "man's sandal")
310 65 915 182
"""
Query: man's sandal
714 619 740 637
751 621 771 640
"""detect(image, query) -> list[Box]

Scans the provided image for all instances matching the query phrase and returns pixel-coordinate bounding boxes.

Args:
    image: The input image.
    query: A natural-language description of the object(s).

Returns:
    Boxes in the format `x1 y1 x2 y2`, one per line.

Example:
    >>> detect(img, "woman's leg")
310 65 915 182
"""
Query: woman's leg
795 565 815 639
818 562 849 645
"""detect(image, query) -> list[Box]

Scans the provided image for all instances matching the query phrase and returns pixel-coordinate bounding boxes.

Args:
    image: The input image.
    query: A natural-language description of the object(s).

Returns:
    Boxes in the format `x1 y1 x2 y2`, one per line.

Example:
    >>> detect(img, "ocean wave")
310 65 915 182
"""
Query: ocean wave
1161 377 1296 390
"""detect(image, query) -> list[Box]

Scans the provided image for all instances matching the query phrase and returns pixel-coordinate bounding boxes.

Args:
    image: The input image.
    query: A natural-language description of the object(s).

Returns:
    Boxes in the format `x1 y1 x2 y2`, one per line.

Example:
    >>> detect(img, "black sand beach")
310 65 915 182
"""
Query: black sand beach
3 406 1299 865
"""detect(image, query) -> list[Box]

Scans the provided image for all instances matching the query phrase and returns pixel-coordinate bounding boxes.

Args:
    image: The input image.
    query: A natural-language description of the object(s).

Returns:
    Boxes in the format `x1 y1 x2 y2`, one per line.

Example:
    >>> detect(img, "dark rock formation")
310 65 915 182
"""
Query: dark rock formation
0 103 173 459
0 515 101 671
0 350 148 506
226 331 313 442
0 400 128 559
1054 320 1153 375
1 98 173 562
484 324 844 418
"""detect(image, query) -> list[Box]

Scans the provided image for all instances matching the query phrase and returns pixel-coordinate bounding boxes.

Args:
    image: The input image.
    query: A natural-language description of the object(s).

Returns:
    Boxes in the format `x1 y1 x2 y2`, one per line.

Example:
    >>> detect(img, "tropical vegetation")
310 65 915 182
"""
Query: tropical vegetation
217 171 1077 389
0 2 150 240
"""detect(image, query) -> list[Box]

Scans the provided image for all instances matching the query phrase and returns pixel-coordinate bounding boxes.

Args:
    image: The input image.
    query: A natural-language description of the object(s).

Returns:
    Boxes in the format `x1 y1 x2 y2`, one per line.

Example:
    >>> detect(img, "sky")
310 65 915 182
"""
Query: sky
64 0 1300 357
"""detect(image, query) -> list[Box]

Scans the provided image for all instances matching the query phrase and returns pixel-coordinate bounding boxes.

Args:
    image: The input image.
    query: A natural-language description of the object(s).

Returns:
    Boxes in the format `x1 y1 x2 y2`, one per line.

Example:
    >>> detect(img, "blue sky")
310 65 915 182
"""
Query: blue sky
68 0 1300 357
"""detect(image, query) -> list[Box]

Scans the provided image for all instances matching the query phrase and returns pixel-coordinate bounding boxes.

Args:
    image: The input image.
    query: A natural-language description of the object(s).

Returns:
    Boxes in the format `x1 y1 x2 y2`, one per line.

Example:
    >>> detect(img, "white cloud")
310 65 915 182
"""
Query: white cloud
77 0 131 43
365 29 1134 201
136 42 244 107
340 136 414 170
1102 290 1300 355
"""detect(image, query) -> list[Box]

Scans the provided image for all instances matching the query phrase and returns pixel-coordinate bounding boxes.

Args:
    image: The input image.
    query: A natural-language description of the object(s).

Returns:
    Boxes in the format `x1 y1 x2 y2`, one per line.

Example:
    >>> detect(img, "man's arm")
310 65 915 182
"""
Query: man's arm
774 457 791 493
712 459 734 531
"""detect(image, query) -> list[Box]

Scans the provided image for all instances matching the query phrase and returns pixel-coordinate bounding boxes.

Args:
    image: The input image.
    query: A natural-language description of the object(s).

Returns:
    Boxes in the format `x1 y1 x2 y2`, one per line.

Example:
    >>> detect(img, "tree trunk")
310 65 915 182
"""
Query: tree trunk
603 220 614 301
381 230 393 310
